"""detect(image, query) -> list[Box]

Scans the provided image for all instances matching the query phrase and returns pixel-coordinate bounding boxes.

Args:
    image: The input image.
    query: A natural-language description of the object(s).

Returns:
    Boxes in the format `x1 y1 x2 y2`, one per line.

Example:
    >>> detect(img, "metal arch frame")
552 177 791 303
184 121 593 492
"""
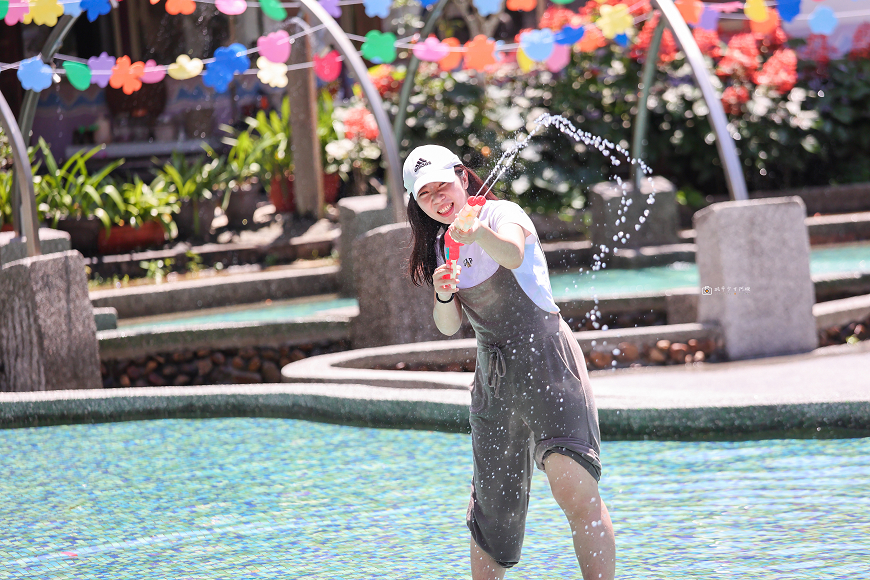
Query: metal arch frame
632 0 748 201
1 91 41 257
297 0 406 222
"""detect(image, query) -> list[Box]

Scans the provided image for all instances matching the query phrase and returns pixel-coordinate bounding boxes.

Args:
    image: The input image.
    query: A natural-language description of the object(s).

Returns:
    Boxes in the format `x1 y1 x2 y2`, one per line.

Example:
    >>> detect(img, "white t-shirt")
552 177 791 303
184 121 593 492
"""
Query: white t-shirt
436 200 560 314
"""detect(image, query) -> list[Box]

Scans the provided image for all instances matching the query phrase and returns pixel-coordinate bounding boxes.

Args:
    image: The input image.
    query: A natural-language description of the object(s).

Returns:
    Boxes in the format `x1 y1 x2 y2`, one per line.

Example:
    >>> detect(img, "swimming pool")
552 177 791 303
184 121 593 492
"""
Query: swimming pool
2 418 867 578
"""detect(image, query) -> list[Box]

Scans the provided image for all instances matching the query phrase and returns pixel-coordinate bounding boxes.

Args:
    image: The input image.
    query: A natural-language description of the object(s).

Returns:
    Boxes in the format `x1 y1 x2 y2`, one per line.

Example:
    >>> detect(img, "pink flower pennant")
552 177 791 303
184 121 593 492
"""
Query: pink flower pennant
412 35 449 62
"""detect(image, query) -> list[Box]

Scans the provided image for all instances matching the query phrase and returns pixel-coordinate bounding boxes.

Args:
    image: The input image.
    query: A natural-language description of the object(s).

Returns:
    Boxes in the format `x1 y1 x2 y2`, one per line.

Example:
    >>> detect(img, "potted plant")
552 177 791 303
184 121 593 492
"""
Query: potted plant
209 128 276 229
35 138 125 255
96 176 179 254
244 97 294 213
317 90 342 204
155 151 220 241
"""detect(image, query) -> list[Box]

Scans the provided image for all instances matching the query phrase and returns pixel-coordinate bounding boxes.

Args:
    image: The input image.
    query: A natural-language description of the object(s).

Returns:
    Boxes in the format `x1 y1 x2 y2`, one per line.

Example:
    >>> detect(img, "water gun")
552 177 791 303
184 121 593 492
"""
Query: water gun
452 195 486 232
442 230 462 291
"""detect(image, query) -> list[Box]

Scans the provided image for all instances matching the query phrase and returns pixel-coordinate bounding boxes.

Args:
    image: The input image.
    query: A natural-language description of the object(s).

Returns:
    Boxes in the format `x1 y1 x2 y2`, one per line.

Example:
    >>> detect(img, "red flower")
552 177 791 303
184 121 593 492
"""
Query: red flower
630 14 679 63
368 65 401 98
693 28 722 59
803 34 832 66
753 49 797 94
343 106 379 141
721 85 750 115
716 33 759 78
849 22 870 60
756 25 788 50
580 0 649 18
539 6 577 31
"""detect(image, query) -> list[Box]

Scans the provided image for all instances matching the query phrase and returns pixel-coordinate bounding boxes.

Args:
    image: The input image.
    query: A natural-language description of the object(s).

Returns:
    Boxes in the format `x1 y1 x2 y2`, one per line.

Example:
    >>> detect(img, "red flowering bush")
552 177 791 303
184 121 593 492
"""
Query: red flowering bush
803 34 832 67
343 106 379 141
849 23 870 60
631 14 679 63
717 33 760 78
720 85 750 115
753 48 798 94
692 28 723 59
368 64 402 98
539 6 580 31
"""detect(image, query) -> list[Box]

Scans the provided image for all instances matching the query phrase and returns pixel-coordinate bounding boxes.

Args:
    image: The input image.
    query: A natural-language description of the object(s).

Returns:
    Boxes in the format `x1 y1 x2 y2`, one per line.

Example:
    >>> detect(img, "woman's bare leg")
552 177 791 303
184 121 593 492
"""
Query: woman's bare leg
471 537 507 580
544 452 616 580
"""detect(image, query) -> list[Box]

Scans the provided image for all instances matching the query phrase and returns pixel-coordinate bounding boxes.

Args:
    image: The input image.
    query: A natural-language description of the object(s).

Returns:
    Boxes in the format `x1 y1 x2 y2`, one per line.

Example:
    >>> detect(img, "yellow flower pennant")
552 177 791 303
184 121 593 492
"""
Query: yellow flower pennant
596 3 633 40
256 57 288 88
23 0 64 26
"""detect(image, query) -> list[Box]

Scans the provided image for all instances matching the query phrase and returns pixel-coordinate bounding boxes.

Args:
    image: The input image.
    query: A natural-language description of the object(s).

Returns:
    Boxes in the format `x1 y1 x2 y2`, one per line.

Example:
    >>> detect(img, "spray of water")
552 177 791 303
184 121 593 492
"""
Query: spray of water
478 113 660 347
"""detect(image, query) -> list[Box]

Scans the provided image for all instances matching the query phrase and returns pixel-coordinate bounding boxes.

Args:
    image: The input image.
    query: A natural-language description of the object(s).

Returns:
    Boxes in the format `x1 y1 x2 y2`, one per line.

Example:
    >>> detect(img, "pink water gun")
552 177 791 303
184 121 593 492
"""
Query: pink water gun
452 195 486 232
442 230 462 291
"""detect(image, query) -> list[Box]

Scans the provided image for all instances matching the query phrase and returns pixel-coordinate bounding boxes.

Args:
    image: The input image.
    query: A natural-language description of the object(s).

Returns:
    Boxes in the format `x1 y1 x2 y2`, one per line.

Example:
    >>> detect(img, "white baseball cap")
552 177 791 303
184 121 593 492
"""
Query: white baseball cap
403 145 462 199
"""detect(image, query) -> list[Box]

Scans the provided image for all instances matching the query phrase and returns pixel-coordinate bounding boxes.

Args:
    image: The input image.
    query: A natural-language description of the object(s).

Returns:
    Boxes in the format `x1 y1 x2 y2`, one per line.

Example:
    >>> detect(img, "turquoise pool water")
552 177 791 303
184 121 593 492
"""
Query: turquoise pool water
117 243 870 330
2 418 868 578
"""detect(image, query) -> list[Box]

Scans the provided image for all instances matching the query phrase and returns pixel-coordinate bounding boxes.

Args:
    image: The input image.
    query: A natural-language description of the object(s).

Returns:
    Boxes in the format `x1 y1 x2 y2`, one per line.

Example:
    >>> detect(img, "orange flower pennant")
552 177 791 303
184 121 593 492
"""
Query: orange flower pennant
463 35 497 71
506 0 536 11
110 56 145 95
438 38 463 72
577 24 606 52
750 8 780 36
675 0 703 25
165 0 195 14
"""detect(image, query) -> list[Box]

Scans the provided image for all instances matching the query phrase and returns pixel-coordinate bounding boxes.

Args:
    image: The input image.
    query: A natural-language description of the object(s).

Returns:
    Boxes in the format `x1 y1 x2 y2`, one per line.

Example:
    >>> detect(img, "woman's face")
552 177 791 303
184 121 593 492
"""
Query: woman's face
415 170 469 225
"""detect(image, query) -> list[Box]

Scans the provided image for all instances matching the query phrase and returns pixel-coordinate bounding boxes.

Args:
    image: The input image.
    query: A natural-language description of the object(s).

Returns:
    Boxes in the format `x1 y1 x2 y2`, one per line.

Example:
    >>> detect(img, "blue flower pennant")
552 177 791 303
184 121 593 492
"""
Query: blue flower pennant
203 43 250 93
808 6 837 35
363 0 390 18
519 29 555 62
473 0 500 17
17 57 53 92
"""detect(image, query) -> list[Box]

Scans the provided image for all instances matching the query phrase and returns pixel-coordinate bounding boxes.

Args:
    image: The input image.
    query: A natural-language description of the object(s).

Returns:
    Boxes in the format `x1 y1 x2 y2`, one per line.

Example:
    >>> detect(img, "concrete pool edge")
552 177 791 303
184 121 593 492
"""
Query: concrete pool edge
2 372 869 438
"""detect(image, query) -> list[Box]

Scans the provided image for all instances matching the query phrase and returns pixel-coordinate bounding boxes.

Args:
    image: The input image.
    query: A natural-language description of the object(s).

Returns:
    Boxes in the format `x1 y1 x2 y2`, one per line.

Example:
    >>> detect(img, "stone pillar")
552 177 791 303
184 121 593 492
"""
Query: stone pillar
351 223 446 348
589 176 680 250
287 16 324 218
694 197 817 360
0 251 101 391
338 194 394 296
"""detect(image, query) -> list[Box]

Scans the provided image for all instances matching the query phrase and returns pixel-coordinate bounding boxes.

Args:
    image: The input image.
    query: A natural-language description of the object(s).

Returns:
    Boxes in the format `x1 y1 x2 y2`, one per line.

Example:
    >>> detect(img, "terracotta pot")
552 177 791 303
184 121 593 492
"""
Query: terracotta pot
1 224 14 232
97 220 166 255
55 216 103 256
269 174 295 214
323 172 340 205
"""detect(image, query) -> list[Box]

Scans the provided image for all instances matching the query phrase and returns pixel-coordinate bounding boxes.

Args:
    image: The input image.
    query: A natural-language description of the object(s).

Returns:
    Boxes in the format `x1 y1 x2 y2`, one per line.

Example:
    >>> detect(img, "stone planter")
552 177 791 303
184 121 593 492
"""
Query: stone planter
176 197 218 241
97 220 166 255
55 216 103 256
224 181 264 229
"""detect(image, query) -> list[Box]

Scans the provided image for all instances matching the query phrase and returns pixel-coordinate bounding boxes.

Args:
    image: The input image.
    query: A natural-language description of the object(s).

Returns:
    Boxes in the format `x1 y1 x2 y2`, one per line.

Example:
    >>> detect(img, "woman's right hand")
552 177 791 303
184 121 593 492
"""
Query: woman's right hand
433 262 460 301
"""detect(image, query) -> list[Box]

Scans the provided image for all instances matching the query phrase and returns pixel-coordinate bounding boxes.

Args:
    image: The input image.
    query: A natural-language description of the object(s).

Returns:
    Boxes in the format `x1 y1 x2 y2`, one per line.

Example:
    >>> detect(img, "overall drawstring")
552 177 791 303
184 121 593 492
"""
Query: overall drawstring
482 343 507 399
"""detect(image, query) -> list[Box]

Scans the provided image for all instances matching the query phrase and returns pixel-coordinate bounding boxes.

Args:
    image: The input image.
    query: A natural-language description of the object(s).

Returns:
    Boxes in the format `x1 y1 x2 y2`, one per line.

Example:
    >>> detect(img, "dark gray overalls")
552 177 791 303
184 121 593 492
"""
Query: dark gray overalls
456 265 602 568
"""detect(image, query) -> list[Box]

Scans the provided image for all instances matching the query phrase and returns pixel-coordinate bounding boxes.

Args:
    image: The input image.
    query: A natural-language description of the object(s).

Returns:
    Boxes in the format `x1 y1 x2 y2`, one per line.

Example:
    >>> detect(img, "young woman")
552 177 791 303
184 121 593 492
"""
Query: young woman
404 145 616 580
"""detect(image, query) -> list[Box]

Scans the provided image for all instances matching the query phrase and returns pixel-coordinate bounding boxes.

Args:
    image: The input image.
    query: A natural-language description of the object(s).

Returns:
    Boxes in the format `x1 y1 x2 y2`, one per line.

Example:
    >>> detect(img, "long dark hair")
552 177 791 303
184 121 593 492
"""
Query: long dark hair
408 164 499 287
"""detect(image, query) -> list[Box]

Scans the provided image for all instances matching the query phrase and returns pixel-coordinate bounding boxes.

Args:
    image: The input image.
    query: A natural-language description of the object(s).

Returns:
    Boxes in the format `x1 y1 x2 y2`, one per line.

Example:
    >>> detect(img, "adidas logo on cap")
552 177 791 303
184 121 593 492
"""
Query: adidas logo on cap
414 158 431 173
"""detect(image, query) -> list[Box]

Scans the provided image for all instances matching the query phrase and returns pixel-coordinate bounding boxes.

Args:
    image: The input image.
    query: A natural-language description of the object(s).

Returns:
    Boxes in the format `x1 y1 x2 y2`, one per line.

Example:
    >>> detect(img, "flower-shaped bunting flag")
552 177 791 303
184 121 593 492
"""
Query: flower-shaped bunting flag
750 9 779 35
141 59 166 84
363 0 390 18
63 61 91 90
168 55 203 80
577 24 606 51
555 25 584 46
520 29 555 62
63 0 81 16
473 0 500 17
697 7 719 31
314 50 342 82
165 0 195 15
23 0 64 26
4 0 29 25
320 0 340 18
808 6 837 35
438 38 463 71
260 0 287 21
215 0 246 14
361 31 397 64
257 57 288 88
516 48 535 73
17 57 53 92
506 0 535 11
203 43 249 93
597 3 633 39
87 52 116 88
413 36 449 62
80 0 111 22
675 0 703 25
743 0 768 23
110 56 145 95
463 35 496 71
778 0 800 23
546 43 571 72
258 30 291 63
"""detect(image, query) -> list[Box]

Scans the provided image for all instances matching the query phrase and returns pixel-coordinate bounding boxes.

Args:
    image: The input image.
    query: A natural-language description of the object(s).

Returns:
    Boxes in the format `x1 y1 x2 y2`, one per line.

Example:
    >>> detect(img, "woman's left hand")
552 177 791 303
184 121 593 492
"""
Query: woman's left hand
448 218 481 245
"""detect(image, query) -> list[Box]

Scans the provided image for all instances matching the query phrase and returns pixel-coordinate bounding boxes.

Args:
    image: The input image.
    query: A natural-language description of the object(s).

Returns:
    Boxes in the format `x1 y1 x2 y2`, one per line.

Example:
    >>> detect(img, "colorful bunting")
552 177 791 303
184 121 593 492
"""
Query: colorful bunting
743 0 768 23
167 54 203 80
506 0 536 11
778 0 801 23
697 7 720 31
597 4 633 40
555 25 584 46
413 35 449 62
165 0 195 15
546 43 571 72
87 53 116 88
258 30 291 64
320 0 341 18
62 61 91 90
63 0 81 16
675 0 703 25
256 56 288 88
363 0 390 18
808 6 837 35
361 31 397 64
141 59 167 83
203 43 249 92
520 29 555 62
438 38 463 71
17 56 53 92
215 0 246 15
516 48 535 73
80 0 111 22
314 50 342 82
23 0 63 26
5 0 29 25
109 56 145 95
473 0 500 17
260 0 287 21
464 35 497 71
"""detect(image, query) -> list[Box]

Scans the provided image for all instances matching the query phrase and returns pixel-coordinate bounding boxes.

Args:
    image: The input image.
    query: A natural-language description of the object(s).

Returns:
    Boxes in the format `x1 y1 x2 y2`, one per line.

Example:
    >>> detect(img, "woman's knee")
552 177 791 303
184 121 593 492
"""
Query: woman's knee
544 452 604 519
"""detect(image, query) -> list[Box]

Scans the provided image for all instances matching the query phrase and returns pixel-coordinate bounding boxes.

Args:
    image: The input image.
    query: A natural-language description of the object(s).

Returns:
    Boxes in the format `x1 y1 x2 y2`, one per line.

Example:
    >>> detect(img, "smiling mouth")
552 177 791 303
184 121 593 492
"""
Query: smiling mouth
437 203 454 217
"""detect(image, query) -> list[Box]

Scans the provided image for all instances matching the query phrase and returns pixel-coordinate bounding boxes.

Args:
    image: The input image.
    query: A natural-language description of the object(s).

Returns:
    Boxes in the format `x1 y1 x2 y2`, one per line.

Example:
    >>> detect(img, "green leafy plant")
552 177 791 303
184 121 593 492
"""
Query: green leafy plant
35 138 124 232
244 97 293 183
209 127 277 210
153 151 220 236
138 258 174 283
104 175 180 234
